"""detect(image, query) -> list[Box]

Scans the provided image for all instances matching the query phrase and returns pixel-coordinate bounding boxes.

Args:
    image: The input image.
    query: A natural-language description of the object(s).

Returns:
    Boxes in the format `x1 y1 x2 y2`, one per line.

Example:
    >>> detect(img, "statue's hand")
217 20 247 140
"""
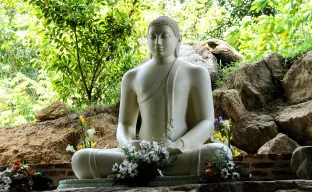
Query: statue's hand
167 146 184 155
165 140 184 155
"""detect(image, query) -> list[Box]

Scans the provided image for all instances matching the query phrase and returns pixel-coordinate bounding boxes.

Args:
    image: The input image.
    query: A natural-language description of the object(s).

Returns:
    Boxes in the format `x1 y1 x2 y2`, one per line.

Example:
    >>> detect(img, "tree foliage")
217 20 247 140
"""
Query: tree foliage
29 0 144 106
0 0 58 126
225 0 312 60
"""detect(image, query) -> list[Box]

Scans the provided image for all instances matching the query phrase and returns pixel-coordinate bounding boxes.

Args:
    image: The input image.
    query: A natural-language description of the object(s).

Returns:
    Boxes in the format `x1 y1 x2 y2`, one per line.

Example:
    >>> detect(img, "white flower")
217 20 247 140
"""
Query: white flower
221 168 229 179
3 176 11 184
14 173 23 179
119 164 128 175
222 120 231 130
135 150 142 157
161 148 169 159
139 140 151 149
112 163 119 172
87 128 96 138
227 161 235 170
152 141 159 151
128 163 138 177
129 169 138 177
123 160 130 166
114 140 169 182
66 144 76 153
150 151 159 162
232 172 240 180
128 145 135 153
143 154 151 163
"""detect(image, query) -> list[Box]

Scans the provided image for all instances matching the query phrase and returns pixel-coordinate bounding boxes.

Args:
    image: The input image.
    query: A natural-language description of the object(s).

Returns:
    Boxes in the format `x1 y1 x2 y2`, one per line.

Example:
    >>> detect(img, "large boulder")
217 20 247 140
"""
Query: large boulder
213 89 247 122
222 53 285 109
204 39 243 66
283 51 312 104
257 133 300 154
291 146 312 179
0 111 118 165
275 100 312 145
179 42 218 83
231 114 278 153
35 100 70 121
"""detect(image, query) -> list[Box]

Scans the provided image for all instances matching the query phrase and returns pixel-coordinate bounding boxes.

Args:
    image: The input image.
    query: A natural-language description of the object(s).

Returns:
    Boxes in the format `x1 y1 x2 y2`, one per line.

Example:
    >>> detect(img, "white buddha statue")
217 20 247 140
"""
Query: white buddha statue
72 16 232 179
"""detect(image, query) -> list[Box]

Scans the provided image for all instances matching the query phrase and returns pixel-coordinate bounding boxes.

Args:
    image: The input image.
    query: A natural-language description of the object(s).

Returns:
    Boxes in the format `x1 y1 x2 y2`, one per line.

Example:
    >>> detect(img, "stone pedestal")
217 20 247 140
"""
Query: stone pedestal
58 176 199 189
57 180 312 192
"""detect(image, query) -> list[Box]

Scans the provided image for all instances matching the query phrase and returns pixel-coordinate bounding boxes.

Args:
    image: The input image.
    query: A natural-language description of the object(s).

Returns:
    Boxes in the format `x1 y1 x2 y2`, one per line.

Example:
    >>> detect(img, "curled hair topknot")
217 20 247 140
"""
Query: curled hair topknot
148 16 181 41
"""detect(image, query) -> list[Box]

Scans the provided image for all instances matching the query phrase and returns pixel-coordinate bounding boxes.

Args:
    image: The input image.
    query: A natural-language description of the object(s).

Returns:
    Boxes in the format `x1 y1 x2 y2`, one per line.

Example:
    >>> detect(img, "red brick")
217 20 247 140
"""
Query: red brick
235 162 250 168
271 170 295 176
54 163 72 169
244 154 267 160
267 153 292 160
46 171 66 176
283 153 292 160
234 155 244 161
250 171 269 177
275 162 291 168
66 170 75 176
31 164 54 169
251 162 274 168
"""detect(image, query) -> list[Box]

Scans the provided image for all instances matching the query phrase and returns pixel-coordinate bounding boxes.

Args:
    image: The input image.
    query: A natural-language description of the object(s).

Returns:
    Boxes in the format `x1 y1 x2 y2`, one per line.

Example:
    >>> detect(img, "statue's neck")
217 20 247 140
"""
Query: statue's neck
151 55 177 65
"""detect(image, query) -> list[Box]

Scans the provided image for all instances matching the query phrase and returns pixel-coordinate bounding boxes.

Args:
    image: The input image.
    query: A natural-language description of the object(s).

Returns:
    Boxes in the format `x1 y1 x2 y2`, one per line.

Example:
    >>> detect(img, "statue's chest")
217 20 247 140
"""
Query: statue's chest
134 67 167 96
134 67 190 102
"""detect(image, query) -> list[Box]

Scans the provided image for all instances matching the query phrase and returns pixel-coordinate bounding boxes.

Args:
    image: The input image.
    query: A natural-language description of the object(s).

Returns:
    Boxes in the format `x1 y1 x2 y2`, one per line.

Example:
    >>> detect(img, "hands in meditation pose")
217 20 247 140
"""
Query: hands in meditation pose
72 16 232 179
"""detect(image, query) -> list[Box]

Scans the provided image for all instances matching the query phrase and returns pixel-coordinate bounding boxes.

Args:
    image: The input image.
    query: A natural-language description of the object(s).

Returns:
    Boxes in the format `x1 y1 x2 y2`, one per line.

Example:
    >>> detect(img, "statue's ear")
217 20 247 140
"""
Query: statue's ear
174 41 181 57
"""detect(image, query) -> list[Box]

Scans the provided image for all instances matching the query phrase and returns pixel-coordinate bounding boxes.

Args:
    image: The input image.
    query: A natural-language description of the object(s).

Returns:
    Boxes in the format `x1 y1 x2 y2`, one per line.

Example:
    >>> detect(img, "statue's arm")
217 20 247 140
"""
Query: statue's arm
176 66 215 149
116 71 139 146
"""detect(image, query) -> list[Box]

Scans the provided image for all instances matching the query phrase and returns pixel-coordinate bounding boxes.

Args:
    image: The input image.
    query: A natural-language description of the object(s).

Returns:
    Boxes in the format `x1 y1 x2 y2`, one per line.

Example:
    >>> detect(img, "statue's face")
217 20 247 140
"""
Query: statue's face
147 25 179 58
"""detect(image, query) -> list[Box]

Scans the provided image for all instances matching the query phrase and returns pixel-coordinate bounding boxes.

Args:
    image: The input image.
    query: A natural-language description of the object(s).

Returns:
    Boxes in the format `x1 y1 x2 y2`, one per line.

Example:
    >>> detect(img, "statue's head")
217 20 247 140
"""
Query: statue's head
147 16 182 58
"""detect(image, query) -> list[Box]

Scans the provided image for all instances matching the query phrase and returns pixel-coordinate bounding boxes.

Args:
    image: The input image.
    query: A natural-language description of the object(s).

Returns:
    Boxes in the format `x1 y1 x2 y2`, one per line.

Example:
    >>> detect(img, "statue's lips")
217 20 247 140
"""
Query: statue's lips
154 47 164 52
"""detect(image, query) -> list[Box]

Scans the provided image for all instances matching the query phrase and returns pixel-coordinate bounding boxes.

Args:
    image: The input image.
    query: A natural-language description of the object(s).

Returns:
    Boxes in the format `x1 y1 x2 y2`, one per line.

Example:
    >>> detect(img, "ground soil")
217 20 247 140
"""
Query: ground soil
0 108 119 166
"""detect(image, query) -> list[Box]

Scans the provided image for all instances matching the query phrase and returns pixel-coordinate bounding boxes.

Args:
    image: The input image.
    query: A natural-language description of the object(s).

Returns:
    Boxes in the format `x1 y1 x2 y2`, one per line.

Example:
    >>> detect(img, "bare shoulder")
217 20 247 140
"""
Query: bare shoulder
122 61 146 82
177 58 210 79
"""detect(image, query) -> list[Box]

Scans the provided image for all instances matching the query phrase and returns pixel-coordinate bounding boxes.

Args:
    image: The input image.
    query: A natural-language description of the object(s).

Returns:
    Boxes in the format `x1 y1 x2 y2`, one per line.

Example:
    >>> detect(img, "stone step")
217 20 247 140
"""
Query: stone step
55 180 312 192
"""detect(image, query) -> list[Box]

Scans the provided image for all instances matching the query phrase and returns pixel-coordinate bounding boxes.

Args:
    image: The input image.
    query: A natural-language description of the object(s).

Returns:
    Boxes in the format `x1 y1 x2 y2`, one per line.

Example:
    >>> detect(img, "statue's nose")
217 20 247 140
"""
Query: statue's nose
155 36 162 45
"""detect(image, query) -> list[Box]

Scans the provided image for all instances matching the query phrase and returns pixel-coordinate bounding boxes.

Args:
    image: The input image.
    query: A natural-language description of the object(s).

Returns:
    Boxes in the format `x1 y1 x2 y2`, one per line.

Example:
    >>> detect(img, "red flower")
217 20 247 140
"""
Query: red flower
28 169 35 175
14 160 21 165
204 161 213 167
11 165 20 172
205 169 215 177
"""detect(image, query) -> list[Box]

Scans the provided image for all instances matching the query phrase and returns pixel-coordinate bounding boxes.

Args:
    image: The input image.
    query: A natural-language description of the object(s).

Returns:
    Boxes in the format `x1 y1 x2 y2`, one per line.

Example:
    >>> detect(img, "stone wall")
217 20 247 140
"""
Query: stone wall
234 153 294 180
0 153 295 188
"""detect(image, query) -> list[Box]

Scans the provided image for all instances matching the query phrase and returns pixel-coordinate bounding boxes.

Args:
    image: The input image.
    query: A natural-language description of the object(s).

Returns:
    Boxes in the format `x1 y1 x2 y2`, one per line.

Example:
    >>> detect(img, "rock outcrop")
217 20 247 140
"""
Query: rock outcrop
291 146 312 179
231 114 278 154
204 39 243 66
283 51 312 104
222 53 285 109
213 89 247 122
0 110 118 165
257 133 300 154
35 100 70 121
276 100 312 146
178 42 218 83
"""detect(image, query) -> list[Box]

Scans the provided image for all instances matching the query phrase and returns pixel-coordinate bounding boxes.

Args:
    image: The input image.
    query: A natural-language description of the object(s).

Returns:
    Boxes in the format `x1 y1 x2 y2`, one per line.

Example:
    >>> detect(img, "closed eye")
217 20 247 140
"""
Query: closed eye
149 34 156 39
161 33 170 38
